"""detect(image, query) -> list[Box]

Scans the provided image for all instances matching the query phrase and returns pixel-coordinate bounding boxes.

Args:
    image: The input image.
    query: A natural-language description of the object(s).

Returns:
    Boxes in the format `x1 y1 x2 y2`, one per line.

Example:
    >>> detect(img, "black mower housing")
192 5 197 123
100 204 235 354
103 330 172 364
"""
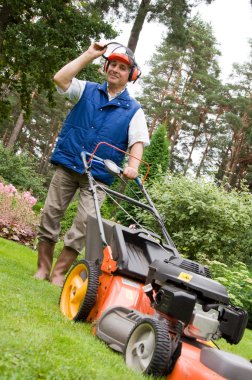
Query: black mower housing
146 258 248 344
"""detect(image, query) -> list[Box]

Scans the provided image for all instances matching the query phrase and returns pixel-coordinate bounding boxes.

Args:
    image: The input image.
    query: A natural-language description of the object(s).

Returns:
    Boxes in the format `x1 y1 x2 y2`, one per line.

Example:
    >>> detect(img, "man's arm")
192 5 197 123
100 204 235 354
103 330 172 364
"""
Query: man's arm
123 142 144 179
53 42 106 92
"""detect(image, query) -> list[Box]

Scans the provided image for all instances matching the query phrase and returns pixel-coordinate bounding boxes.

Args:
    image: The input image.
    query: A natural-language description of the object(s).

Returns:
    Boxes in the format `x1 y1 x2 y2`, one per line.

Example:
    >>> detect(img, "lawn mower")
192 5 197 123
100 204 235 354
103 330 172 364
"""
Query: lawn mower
59 143 252 379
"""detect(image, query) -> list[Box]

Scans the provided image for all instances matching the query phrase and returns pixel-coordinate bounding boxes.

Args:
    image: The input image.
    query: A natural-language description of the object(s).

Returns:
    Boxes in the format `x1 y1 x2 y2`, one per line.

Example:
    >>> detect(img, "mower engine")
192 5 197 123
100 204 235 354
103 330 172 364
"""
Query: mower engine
146 257 248 344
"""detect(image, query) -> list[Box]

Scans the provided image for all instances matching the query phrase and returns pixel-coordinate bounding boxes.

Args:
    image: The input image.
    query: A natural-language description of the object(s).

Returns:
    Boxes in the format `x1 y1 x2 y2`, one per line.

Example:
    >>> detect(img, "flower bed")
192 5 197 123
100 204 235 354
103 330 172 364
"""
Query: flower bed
0 182 39 245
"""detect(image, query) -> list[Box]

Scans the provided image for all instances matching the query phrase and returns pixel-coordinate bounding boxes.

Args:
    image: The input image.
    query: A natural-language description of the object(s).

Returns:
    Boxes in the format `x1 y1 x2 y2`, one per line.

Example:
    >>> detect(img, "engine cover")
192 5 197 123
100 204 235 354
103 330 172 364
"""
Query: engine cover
146 259 229 304
146 259 248 344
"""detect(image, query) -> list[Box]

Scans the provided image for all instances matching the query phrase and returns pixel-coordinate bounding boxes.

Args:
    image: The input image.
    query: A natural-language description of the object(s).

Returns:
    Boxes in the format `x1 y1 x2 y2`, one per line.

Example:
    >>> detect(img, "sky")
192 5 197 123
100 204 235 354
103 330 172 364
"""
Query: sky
115 0 252 96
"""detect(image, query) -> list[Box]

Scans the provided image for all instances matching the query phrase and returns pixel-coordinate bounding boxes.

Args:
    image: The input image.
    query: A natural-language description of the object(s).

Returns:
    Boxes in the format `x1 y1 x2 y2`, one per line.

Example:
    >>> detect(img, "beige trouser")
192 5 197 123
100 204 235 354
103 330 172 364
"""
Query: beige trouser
37 166 106 252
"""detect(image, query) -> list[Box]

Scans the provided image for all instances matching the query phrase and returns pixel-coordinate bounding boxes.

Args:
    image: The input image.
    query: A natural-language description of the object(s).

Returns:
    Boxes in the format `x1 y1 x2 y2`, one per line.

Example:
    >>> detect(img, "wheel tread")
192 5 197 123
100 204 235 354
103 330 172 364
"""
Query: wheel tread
125 317 173 377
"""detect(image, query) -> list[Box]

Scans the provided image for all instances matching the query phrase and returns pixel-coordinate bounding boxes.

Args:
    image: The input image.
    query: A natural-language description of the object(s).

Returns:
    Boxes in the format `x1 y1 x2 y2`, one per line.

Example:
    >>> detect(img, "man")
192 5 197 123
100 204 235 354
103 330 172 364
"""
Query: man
34 42 149 286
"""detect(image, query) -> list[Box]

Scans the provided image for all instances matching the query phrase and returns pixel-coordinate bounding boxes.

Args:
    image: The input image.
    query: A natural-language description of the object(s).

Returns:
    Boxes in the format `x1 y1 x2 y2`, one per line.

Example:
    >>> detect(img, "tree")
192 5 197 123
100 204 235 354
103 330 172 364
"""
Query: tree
214 42 252 189
141 123 170 181
0 0 116 121
139 16 223 174
94 0 215 52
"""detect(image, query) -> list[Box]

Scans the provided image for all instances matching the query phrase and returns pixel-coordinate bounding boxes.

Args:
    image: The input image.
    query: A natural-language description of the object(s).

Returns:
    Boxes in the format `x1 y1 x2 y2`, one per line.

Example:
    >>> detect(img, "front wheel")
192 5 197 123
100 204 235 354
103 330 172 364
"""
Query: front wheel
124 318 172 377
59 259 99 322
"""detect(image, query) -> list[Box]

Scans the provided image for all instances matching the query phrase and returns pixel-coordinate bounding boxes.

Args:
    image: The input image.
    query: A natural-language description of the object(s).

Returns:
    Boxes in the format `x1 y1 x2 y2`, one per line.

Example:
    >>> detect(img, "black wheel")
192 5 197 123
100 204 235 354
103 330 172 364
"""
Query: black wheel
124 318 173 377
59 259 99 322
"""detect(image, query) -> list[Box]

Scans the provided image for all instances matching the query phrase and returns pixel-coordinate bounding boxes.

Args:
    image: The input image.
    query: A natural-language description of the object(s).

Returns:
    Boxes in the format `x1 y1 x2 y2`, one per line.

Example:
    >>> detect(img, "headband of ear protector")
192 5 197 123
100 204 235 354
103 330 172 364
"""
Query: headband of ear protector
103 42 141 83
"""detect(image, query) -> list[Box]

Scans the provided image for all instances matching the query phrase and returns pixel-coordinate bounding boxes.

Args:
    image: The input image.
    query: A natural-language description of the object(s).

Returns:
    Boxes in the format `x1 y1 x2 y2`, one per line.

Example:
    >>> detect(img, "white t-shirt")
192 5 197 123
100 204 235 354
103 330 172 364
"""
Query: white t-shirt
57 78 150 147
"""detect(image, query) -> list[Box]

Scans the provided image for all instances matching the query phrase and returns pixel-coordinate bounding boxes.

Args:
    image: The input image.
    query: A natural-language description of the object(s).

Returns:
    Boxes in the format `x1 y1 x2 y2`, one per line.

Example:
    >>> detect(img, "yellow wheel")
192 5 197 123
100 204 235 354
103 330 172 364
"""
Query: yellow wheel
59 259 99 321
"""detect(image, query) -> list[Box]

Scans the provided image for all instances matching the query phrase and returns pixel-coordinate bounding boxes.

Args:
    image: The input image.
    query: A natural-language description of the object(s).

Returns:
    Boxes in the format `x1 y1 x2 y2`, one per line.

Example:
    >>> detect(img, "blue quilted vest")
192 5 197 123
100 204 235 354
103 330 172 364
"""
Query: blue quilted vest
50 81 141 185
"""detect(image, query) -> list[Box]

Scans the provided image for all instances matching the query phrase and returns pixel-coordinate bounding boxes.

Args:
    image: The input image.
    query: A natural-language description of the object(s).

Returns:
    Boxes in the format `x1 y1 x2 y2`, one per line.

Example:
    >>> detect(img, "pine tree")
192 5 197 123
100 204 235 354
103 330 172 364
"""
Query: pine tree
216 52 252 188
138 16 223 174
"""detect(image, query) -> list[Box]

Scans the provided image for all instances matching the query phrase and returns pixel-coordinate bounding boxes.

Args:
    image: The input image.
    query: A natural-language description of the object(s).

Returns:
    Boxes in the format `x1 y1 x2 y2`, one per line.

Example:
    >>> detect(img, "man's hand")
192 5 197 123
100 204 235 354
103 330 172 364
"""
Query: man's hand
123 142 144 179
123 166 138 179
87 42 107 60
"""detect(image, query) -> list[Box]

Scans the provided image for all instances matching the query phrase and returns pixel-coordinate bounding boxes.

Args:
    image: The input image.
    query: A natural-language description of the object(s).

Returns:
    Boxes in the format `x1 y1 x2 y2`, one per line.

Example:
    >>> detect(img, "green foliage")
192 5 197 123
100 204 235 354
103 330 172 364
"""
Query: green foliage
0 0 117 120
142 124 170 181
0 141 46 199
100 196 115 219
208 260 252 328
32 200 44 215
139 173 252 265
112 124 170 225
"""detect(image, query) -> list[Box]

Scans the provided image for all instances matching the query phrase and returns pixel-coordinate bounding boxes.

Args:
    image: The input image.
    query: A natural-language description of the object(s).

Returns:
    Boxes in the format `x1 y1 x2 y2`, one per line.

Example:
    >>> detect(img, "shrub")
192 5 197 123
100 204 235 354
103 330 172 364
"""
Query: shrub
0 142 46 200
0 182 39 245
207 260 252 329
139 173 252 265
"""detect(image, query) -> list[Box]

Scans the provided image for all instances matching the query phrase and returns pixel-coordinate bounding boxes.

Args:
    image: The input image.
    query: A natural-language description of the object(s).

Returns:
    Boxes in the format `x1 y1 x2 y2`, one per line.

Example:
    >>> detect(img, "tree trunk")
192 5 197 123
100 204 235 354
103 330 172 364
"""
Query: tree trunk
169 118 182 165
6 111 25 148
183 132 200 175
39 121 61 174
168 61 190 145
196 111 222 177
127 0 152 52
224 113 248 186
196 132 213 177
148 67 174 137
6 91 36 148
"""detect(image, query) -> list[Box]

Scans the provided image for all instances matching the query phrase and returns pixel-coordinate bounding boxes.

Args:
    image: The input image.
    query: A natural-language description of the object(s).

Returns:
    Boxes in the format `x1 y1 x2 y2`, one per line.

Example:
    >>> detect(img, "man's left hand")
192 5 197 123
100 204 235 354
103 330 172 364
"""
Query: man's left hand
123 166 138 179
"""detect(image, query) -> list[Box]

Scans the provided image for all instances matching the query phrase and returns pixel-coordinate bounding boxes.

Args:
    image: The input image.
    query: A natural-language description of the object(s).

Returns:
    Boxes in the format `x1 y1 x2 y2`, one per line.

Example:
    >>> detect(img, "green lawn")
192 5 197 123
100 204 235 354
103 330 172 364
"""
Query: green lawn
0 238 251 380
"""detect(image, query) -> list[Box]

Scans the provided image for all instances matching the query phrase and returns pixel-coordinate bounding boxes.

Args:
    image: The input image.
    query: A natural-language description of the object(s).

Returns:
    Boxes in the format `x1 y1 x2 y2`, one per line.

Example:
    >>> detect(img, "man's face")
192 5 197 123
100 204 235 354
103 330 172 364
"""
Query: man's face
106 59 131 89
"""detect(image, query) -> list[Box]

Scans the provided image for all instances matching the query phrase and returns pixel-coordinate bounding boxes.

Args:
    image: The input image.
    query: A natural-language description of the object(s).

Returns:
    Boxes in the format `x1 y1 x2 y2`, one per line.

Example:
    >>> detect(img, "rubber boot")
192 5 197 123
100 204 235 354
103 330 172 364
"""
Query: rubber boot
50 246 78 287
34 241 55 281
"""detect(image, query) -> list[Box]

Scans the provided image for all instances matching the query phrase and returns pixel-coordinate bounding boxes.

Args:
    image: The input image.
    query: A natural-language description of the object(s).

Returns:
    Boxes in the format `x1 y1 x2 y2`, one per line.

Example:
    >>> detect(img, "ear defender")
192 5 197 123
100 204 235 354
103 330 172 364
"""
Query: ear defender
103 60 141 83
129 65 141 83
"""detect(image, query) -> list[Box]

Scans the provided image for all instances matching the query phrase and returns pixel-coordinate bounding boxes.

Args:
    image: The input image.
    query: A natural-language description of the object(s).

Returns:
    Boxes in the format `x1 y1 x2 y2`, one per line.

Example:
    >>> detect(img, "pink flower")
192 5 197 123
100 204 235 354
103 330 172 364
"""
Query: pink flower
4 184 17 194
22 191 37 206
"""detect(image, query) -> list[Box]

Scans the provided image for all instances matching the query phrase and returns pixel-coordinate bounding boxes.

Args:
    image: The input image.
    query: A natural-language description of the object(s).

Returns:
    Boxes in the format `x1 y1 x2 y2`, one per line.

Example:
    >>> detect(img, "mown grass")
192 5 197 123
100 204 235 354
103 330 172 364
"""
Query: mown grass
0 238 251 380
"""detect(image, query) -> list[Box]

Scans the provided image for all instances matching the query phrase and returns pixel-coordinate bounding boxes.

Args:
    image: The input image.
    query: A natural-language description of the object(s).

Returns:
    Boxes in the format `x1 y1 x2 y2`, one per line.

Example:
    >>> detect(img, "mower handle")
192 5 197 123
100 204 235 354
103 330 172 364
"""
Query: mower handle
81 143 149 184
103 159 142 187
84 141 150 183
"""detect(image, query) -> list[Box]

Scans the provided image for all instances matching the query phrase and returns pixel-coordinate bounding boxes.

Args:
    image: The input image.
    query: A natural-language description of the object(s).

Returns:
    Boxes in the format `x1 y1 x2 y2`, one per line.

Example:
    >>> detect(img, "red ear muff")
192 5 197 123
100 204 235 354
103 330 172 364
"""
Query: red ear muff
128 65 141 83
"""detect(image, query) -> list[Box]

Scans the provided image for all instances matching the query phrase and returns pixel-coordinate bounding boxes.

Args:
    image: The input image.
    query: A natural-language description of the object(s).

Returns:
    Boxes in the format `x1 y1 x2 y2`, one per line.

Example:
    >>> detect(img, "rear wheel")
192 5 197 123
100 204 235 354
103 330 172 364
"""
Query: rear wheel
59 259 99 322
125 318 172 377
